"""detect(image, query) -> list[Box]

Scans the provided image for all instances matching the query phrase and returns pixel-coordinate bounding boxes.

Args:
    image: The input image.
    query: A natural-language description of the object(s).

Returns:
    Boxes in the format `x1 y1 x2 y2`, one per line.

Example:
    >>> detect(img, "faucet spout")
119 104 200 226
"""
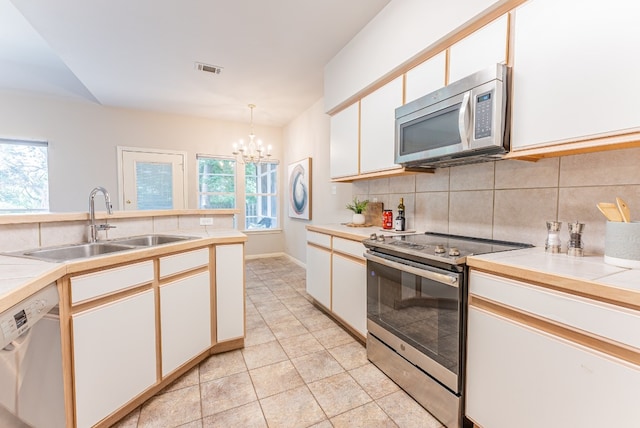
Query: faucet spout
89 186 115 243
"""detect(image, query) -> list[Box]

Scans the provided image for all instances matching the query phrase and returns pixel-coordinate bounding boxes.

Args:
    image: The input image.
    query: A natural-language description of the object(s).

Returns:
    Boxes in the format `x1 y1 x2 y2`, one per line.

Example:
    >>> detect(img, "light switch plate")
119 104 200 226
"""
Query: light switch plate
199 217 214 225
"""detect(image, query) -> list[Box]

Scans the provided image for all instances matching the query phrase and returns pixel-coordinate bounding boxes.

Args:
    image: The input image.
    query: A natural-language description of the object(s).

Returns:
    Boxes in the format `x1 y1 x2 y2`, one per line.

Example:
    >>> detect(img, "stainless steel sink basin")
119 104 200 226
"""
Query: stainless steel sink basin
111 234 195 247
22 242 135 262
7 234 197 262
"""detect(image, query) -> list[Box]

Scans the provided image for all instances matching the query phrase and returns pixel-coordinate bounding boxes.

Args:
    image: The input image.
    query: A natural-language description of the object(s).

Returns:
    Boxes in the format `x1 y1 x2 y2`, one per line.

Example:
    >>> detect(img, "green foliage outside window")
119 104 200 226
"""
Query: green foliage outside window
0 139 49 212
197 157 236 209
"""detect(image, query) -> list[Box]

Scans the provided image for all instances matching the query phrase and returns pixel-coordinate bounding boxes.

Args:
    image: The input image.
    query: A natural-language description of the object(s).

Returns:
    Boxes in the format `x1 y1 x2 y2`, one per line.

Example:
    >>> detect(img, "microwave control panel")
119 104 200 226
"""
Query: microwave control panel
474 91 493 139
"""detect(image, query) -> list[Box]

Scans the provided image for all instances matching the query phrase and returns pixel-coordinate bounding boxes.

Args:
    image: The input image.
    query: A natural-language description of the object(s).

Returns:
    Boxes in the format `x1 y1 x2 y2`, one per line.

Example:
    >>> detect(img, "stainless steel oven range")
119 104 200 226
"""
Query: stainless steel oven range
363 232 530 428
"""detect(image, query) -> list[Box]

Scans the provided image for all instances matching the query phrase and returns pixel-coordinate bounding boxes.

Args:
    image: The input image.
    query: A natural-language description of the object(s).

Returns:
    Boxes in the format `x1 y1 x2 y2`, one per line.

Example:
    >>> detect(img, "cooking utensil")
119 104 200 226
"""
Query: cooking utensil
616 197 631 223
597 202 623 222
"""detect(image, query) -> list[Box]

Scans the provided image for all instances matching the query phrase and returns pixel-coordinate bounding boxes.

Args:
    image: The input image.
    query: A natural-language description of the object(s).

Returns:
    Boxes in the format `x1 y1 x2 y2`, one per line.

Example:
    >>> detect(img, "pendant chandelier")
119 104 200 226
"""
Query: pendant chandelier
232 104 272 163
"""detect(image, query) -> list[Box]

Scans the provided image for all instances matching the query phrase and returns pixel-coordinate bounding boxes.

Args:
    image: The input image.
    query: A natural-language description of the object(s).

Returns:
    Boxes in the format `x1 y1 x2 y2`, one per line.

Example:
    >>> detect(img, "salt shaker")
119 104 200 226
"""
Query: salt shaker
545 221 562 253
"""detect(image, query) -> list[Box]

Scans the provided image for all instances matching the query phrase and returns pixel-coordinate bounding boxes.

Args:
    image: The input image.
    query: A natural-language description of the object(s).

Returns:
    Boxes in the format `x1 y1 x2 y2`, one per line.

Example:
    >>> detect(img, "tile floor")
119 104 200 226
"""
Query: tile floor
113 256 444 428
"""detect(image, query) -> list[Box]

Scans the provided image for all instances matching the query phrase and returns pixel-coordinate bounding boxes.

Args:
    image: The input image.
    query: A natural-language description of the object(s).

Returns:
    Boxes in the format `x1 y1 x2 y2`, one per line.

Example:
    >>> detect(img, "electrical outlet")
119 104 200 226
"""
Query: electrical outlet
199 217 214 226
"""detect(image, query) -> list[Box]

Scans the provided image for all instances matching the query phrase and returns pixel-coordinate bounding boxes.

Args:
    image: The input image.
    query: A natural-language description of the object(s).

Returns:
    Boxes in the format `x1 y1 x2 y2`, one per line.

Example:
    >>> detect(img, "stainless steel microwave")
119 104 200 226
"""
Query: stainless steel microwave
395 64 510 169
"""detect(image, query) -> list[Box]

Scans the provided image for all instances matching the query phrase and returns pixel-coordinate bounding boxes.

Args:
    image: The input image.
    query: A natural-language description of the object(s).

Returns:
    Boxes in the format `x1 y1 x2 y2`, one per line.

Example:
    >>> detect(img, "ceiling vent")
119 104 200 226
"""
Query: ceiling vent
194 62 223 75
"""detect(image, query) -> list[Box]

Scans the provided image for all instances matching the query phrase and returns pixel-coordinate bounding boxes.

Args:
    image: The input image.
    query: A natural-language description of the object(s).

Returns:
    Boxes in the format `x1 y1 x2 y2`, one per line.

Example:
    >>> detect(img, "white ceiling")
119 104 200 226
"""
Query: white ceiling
0 0 390 126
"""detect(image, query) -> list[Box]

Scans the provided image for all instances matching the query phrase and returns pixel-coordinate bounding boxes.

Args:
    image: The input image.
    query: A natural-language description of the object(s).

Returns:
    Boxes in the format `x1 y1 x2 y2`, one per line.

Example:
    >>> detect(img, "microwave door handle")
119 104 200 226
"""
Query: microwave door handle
458 92 471 149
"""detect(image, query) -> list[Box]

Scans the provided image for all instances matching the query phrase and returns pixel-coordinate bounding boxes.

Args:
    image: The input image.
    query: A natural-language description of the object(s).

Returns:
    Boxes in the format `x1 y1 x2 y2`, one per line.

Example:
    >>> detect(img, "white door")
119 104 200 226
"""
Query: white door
118 148 187 210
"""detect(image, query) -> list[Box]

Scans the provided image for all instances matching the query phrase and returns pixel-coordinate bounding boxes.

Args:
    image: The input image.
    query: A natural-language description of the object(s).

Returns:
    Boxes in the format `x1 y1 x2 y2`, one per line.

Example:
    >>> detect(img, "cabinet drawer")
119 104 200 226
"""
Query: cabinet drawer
470 270 640 350
71 261 154 304
332 237 365 260
159 248 209 278
307 231 331 248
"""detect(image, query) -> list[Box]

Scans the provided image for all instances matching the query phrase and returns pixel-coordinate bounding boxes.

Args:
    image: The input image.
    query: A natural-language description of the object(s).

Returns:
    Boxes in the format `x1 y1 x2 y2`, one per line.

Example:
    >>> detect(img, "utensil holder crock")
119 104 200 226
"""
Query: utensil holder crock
604 221 640 268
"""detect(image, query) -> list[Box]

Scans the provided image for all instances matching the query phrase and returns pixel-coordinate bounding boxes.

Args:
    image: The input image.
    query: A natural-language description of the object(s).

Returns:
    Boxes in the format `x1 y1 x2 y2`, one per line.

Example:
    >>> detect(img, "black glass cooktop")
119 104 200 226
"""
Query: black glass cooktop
363 232 532 265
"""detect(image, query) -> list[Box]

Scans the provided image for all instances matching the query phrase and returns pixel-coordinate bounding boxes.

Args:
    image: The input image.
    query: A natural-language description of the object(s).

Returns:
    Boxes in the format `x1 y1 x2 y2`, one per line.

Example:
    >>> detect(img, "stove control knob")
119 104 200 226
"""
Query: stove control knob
449 247 460 257
369 233 377 240
377 235 386 242
434 244 446 254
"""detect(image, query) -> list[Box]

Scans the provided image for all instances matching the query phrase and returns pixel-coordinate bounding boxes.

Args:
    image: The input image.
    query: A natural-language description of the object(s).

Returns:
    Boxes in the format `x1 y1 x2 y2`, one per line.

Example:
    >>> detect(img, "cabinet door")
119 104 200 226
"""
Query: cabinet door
466 306 640 428
405 52 446 103
511 0 640 150
331 253 366 336
306 244 331 309
330 103 360 178
449 15 508 83
72 290 156 428
161 271 211 376
216 244 244 342
360 76 403 174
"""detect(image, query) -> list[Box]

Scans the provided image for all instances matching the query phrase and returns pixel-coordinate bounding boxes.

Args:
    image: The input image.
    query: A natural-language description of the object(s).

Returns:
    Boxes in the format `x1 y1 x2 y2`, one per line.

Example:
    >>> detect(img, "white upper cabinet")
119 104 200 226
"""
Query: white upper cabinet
511 0 640 150
360 76 403 174
449 15 508 83
405 52 446 103
330 102 360 178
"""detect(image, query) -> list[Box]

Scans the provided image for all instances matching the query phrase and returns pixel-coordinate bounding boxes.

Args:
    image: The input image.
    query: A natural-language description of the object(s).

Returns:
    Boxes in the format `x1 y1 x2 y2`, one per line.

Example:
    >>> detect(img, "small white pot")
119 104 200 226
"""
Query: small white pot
352 213 366 225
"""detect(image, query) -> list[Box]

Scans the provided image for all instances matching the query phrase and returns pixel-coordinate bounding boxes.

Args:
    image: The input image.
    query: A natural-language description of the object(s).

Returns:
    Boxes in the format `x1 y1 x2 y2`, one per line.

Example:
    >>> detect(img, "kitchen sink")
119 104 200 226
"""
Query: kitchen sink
111 234 195 247
8 234 197 262
21 242 135 262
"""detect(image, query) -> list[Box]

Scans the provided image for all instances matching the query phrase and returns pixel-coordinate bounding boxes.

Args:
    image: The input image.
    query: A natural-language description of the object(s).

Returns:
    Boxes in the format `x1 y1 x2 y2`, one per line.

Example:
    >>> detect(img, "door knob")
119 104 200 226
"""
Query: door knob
126 200 131 204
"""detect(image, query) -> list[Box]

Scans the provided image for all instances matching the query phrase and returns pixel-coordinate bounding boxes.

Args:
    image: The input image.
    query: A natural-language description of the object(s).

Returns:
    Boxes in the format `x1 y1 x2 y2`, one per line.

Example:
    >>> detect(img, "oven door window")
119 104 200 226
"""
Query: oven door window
367 259 461 375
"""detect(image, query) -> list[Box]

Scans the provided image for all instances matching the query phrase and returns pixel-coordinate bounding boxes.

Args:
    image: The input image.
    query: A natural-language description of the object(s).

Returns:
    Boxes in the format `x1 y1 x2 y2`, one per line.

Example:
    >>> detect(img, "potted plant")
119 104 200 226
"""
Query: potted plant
346 197 369 225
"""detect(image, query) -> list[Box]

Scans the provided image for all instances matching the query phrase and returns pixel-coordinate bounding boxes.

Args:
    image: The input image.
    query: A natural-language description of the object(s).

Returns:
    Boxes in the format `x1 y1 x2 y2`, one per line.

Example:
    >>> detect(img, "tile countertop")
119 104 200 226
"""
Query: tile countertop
0 229 246 313
306 224 419 241
468 247 640 311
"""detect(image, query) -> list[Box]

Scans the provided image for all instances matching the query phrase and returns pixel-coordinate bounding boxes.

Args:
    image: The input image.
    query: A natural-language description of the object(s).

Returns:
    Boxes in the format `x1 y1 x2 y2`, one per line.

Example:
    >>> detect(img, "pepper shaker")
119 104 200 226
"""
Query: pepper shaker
567 221 585 257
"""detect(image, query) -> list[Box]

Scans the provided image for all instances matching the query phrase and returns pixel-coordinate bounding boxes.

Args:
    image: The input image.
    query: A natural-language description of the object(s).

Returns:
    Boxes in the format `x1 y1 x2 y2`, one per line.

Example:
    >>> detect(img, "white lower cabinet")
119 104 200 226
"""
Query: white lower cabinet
72 290 156 428
306 243 332 309
331 253 366 337
215 244 245 342
306 231 367 337
160 271 211 376
466 307 640 428
466 270 640 428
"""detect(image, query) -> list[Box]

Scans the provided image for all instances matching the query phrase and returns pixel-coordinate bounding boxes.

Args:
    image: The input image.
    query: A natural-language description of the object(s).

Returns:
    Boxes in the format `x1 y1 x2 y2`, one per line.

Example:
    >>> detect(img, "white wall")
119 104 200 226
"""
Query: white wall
0 89 287 255
0 89 283 212
282 99 352 264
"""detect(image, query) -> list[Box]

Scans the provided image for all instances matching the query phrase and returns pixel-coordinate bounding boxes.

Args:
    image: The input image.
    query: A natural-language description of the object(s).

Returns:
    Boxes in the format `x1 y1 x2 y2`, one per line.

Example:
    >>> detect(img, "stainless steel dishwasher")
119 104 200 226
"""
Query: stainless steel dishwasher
0 283 65 428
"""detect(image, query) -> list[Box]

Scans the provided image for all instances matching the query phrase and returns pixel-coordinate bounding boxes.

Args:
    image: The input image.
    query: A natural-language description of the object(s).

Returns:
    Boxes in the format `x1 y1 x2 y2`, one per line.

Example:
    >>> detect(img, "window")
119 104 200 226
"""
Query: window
197 156 236 209
0 138 49 212
245 161 278 230
197 156 278 231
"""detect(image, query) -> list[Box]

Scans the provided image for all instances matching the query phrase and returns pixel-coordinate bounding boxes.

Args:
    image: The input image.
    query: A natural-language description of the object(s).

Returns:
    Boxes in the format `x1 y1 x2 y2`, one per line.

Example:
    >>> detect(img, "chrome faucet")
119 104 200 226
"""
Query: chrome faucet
89 186 115 242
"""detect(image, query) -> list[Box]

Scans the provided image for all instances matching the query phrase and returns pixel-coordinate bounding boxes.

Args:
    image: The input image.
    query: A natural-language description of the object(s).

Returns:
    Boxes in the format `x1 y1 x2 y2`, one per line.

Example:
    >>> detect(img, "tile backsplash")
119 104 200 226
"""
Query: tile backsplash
353 147 640 255
0 214 236 253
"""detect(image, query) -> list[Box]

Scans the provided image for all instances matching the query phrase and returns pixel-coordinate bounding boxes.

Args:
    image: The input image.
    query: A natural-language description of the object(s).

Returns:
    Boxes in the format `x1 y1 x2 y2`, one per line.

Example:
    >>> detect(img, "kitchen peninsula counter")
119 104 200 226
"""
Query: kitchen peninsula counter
0 228 246 313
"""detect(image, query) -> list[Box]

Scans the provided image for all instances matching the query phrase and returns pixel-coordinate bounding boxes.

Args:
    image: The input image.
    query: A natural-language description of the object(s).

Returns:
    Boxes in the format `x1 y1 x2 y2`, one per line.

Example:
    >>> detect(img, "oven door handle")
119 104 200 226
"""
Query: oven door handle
364 252 459 287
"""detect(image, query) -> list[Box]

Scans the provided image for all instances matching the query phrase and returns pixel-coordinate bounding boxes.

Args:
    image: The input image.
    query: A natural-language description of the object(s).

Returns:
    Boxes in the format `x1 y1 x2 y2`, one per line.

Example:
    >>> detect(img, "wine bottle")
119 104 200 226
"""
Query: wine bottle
395 198 405 231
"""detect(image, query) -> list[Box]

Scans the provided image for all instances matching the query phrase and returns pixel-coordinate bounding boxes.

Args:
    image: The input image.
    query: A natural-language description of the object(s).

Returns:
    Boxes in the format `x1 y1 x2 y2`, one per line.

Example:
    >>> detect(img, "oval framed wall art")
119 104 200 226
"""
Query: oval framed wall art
288 157 312 220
